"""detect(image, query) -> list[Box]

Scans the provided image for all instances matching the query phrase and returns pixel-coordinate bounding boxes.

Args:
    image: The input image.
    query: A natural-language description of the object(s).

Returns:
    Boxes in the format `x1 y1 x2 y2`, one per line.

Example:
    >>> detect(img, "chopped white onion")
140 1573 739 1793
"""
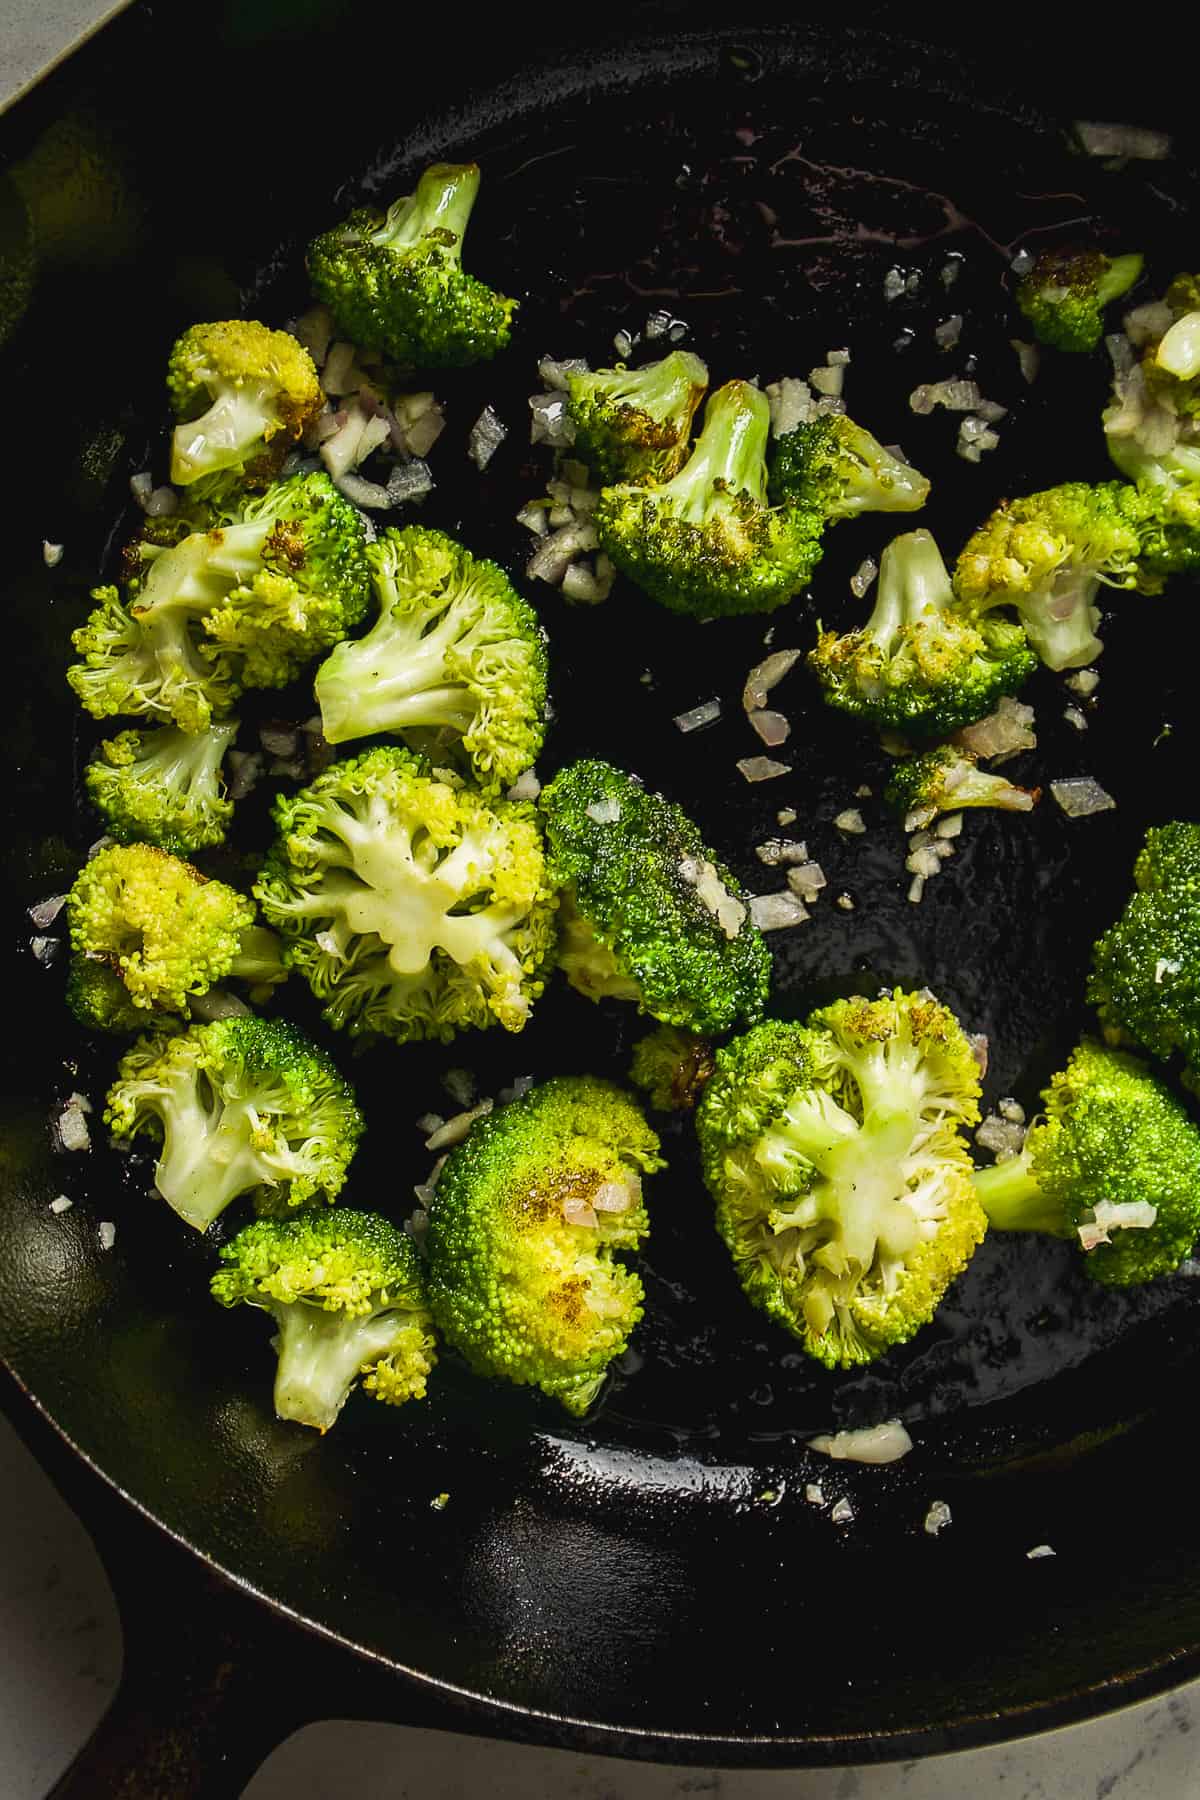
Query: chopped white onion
934 314 963 351
1124 302 1174 348
1011 338 1040 384
529 392 576 447
777 807 797 827
836 892 855 911
28 894 67 929
468 406 507 470
563 1196 599 1229
830 1498 855 1524
586 798 622 824
809 364 844 398
48 1196 73 1215
1066 670 1100 698
765 378 816 435
1010 249 1034 276
496 1075 535 1106
43 541 64 567
834 809 866 834
226 751 262 801
538 356 589 392
332 470 392 510
561 558 615 604
850 558 877 599
749 892 809 930
145 486 179 518
506 770 541 802
1064 706 1088 732
738 757 791 783
1157 311 1200 379
1026 1544 1056 1560
809 1421 913 1465
907 874 926 904
98 1221 116 1251
756 838 809 866
674 698 721 734
1075 120 1170 160
750 709 790 747
1051 777 1115 818
909 378 981 415
526 520 598 585
787 862 827 903
955 697 1037 762
387 460 435 506
425 1100 494 1152
129 471 154 508
976 1113 1027 1161
743 649 800 711
415 1112 445 1137
805 1483 825 1506
884 268 907 301
613 329 634 358
967 1033 989 1078
924 1501 952 1536
594 1179 635 1213
56 1104 91 1152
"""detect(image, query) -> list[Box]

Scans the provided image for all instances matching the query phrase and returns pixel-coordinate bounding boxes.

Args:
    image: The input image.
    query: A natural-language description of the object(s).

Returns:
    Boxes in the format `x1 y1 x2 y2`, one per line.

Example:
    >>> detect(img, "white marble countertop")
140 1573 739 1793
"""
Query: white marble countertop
2 7 1199 1795
2 1408 1196 1799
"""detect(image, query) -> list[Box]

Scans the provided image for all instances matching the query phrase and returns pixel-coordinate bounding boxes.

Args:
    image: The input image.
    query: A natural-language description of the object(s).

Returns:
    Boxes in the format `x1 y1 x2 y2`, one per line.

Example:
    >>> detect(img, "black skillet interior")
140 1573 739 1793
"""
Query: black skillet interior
4 0 1200 1763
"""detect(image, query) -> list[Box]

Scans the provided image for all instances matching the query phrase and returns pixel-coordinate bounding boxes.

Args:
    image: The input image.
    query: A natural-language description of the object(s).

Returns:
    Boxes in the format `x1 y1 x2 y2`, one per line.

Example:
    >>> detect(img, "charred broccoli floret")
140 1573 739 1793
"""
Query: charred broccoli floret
166 320 322 493
1016 248 1143 353
565 352 709 485
308 162 517 369
769 412 930 521
425 1075 663 1414
629 1023 715 1112
884 744 1039 831
212 1209 435 1430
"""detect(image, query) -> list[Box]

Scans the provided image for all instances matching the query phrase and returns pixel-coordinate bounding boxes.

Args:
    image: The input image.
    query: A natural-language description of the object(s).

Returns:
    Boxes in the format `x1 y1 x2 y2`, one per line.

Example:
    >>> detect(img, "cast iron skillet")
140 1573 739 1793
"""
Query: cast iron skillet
5 2 1200 1789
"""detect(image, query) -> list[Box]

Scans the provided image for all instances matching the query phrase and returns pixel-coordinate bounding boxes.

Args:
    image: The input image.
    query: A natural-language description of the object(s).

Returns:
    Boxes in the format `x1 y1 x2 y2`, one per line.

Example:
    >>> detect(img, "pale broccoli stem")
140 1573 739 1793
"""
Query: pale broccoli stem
174 386 283 485
153 1085 282 1230
228 926 287 989
866 530 954 649
316 595 481 744
1011 577 1103 671
369 163 479 262
663 381 770 522
137 722 236 791
972 1152 1061 1234
272 1304 406 1430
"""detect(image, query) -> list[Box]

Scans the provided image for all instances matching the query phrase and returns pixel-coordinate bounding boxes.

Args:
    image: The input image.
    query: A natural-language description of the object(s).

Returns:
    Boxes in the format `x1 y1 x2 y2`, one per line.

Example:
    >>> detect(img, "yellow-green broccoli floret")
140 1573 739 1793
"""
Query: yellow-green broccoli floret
166 320 322 492
630 1023 715 1112
425 1075 663 1414
565 352 709 485
1088 823 1200 1081
313 524 547 792
594 381 824 618
106 1016 364 1232
696 993 986 1369
540 759 770 1035
254 746 556 1044
65 956 145 1035
884 744 1039 831
809 528 1035 738
67 471 371 732
974 1040 1200 1285
307 162 517 369
768 412 930 521
84 720 238 854
212 1209 435 1431
954 481 1150 672
1016 248 1142 353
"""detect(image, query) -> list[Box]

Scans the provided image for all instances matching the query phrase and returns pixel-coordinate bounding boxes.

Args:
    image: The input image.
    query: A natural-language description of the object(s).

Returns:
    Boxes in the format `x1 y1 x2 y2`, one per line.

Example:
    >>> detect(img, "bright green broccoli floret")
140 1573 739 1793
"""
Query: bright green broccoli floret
1016 248 1142 353
594 381 824 618
974 1040 1200 1285
565 352 709 485
308 162 517 369
106 1016 363 1232
255 746 556 1043
166 320 322 492
629 1023 715 1112
696 993 986 1368
313 525 547 791
810 528 1035 738
1089 827 1200 1080
954 482 1150 672
67 471 371 731
768 412 930 521
212 1209 435 1430
425 1075 663 1414
884 744 1039 830
84 720 238 854
65 956 145 1034
540 759 770 1035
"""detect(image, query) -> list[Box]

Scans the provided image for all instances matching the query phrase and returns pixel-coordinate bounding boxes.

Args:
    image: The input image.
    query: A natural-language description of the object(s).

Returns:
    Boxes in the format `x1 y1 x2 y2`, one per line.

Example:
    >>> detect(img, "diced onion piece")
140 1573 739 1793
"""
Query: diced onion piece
850 558 877 599
29 894 67 929
1026 1544 1056 1560
43 540 64 567
1124 302 1174 349
468 406 507 469
49 1195 73 1215
322 341 365 395
227 751 262 801
145 486 179 517
129 471 154 507
738 757 791 783
998 1097 1026 1123
809 364 844 398
955 697 1036 762
750 709 790 747
743 648 800 711
1079 1199 1158 1251
404 405 445 459
830 1498 855 1524
836 893 855 911
1011 338 1040 383
1075 120 1170 160
910 378 982 414
674 699 721 733
834 809 866 834
56 1103 91 1152
809 1421 913 1465
563 1196 599 1228
934 314 963 350
925 1501 952 1536
561 558 615 604
765 378 816 435
967 1034 989 1078
98 1221 116 1251
787 862 827 902
1051 777 1115 818
506 770 541 802
291 304 334 367
387 459 435 505
415 1112 445 1137
884 268 907 300
529 392 576 446
538 356 589 391
935 814 963 839
424 1100 494 1152
594 1178 636 1213
613 329 634 358
526 520 598 585
516 502 549 537
907 874 926 904
586 798 622 824
1064 706 1088 732
976 1114 1027 1161
1157 311 1200 378
1066 670 1100 698
749 892 809 930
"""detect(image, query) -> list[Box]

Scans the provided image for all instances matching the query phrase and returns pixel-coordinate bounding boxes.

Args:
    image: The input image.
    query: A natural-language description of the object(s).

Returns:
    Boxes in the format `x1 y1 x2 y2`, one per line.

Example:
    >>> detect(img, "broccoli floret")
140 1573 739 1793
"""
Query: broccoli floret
768 412 930 521
810 528 1035 738
1089 826 1200 1079
593 381 824 618
212 1209 435 1430
313 525 547 792
1103 431 1200 579
1016 248 1143 353
167 320 322 493
308 162 516 369
67 471 371 731
65 956 145 1034
68 843 263 1016
565 352 709 485
106 1016 363 1232
954 482 1149 672
696 993 986 1368
84 720 238 854
884 744 1039 831
540 759 770 1035
425 1075 663 1413
629 1023 715 1112
974 1040 1200 1284
255 746 556 1043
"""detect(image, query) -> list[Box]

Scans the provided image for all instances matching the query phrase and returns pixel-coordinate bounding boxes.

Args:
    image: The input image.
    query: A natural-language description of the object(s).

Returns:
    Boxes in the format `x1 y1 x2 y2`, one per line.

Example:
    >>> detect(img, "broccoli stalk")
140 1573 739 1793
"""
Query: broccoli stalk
106 1017 364 1231
1016 249 1143 353
973 1040 1200 1284
167 320 322 490
954 481 1150 671
313 525 547 792
884 744 1038 830
809 528 1036 737
565 352 709 484
594 380 824 618
308 162 517 369
769 412 930 520
212 1209 435 1429
85 720 238 854
697 993 986 1368
426 1076 663 1413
